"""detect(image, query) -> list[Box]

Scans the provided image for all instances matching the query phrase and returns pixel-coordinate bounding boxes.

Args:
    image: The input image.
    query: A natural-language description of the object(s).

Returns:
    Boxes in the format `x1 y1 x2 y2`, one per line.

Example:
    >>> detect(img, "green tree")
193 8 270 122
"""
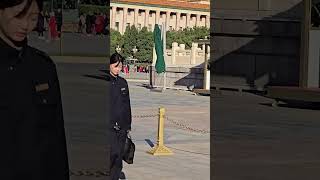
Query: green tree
122 25 138 59
166 27 209 49
112 26 209 63
136 27 153 63
110 29 123 55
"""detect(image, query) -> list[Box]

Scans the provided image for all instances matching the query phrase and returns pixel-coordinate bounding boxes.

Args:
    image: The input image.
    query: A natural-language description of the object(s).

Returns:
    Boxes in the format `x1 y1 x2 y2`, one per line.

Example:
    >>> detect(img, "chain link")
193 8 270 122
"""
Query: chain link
132 114 159 118
69 170 109 177
132 113 210 134
166 116 210 134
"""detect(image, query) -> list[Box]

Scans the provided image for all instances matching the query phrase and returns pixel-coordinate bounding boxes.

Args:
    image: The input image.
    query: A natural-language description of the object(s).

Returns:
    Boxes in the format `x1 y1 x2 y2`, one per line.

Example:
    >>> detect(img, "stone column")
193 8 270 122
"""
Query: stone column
172 42 179 65
134 8 139 27
205 15 210 28
191 43 198 64
122 7 128 33
145 9 150 28
110 8 112 28
166 11 171 30
207 45 210 60
156 10 160 25
176 12 181 30
179 44 185 56
186 13 191 28
111 6 117 29
196 14 201 27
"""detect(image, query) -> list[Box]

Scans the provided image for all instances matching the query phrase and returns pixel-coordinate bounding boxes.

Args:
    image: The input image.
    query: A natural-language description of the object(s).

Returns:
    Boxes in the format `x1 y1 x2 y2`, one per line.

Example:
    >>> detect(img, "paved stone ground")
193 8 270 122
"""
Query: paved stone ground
212 90 320 180
121 72 149 80
28 32 108 56
54 58 210 180
122 83 210 180
54 56 320 180
56 62 109 180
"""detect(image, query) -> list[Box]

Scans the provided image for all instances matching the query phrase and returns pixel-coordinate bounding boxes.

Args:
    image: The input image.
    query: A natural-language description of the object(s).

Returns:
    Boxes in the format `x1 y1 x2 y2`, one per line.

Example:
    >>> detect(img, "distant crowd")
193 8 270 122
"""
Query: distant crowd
35 10 108 41
78 13 108 35
122 64 150 74
36 9 63 41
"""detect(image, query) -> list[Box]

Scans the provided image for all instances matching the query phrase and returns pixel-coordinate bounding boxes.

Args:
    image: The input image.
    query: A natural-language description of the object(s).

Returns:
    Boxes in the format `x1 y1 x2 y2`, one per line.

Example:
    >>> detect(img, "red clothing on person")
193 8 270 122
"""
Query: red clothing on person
49 16 58 39
95 15 104 34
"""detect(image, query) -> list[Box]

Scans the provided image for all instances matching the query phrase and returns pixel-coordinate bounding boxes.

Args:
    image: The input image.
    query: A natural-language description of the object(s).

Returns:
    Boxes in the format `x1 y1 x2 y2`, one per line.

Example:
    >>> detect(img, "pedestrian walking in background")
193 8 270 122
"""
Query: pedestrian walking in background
95 12 104 35
44 10 49 31
91 13 97 35
49 12 58 40
86 13 92 35
37 10 45 39
79 13 86 35
103 12 109 35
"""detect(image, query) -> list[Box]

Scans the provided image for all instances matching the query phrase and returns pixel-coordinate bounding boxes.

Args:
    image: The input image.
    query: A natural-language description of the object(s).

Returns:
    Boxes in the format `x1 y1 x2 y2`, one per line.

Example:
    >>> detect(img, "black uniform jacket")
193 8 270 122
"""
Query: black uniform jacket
106 72 132 131
0 38 69 179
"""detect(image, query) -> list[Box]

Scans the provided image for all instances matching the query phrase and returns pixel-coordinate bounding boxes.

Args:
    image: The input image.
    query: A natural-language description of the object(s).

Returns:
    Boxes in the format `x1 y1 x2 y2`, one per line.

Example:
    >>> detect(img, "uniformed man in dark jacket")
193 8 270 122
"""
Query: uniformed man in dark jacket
106 53 132 180
0 0 69 179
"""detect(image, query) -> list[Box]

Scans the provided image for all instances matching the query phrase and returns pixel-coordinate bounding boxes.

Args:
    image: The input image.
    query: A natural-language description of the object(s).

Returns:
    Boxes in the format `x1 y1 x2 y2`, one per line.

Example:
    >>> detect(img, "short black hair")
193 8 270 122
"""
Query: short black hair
110 53 124 65
0 0 43 17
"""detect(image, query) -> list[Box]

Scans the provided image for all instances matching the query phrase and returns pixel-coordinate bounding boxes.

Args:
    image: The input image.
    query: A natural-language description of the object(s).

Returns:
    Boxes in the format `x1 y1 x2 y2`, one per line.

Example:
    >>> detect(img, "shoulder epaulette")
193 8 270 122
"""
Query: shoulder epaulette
28 46 53 64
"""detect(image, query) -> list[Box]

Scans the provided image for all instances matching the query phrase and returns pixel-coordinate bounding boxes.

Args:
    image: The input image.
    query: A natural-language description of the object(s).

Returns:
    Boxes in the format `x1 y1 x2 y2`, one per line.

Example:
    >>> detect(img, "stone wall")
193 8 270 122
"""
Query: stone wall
150 65 205 90
150 41 209 89
211 0 303 90
153 42 210 66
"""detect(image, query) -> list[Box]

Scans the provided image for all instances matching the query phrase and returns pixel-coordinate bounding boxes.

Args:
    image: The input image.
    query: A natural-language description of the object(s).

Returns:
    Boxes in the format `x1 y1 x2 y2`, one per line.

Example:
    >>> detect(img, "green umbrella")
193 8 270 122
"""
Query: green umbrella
154 24 166 74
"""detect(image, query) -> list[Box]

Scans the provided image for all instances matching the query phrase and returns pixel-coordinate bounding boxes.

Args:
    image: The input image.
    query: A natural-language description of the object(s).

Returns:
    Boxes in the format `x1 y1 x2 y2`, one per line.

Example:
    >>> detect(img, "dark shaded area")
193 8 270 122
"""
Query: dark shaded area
145 139 155 148
211 2 303 90
312 0 320 27
212 89 320 180
210 1 320 180
174 63 206 89
260 101 320 110
55 62 110 179
83 74 108 81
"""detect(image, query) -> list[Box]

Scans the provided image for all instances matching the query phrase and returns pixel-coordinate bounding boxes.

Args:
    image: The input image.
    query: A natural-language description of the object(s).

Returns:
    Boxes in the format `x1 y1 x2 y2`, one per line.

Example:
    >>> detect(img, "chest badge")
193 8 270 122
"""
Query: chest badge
121 88 126 91
35 83 49 92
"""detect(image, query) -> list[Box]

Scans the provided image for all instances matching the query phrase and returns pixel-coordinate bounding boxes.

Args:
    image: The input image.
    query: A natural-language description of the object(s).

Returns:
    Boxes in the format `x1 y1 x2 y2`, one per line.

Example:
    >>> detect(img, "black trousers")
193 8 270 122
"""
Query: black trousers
108 129 127 180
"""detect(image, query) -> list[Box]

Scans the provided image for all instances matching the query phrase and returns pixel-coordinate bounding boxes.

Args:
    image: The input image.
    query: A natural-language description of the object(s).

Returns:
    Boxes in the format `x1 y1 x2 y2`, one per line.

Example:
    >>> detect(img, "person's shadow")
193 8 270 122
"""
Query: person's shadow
83 69 109 81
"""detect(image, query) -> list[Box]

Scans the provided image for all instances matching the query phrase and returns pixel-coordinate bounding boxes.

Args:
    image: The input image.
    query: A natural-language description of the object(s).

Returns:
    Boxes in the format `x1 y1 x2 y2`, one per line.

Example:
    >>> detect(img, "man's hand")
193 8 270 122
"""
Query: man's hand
127 130 132 139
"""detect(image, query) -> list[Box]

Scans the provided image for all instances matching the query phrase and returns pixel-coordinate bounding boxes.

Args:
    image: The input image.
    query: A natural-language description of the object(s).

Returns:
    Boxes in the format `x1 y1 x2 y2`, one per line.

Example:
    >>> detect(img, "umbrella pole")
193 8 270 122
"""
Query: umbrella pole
163 72 167 91
162 22 167 92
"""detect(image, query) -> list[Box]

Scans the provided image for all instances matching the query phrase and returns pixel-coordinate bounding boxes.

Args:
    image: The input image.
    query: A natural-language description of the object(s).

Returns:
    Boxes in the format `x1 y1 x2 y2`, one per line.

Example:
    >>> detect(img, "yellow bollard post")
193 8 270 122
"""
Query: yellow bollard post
147 107 173 156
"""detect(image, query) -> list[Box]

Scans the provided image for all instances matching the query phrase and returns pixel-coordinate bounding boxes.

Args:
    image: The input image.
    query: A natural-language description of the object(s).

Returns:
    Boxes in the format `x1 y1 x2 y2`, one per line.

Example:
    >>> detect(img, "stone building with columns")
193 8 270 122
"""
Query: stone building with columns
110 0 210 34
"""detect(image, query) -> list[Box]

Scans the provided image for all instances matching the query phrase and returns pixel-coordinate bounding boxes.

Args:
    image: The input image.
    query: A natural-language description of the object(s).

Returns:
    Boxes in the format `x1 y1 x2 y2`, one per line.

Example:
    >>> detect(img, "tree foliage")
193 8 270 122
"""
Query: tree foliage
110 26 209 63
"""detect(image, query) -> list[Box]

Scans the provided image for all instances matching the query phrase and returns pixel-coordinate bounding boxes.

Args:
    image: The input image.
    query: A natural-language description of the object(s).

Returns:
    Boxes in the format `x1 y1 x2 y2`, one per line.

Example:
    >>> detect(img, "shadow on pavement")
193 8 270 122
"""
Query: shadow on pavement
83 74 108 81
259 102 320 110
145 139 155 148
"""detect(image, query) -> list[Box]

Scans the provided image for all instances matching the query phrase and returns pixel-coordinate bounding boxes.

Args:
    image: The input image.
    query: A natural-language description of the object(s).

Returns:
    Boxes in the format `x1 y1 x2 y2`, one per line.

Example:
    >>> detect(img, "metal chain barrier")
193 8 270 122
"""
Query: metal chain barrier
132 114 159 119
132 113 210 134
166 116 210 134
69 170 109 177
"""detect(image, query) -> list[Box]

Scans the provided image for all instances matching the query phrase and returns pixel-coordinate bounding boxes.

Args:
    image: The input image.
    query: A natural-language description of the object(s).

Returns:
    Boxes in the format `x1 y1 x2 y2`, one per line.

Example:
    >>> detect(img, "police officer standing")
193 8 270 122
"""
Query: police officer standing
107 53 132 180
0 0 69 179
